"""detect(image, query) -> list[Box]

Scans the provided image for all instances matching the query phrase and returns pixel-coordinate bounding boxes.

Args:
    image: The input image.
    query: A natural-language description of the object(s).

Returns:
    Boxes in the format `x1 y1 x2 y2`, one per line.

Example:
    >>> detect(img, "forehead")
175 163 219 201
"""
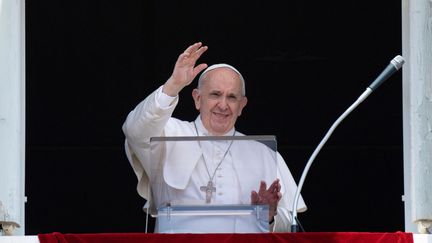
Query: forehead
201 68 243 92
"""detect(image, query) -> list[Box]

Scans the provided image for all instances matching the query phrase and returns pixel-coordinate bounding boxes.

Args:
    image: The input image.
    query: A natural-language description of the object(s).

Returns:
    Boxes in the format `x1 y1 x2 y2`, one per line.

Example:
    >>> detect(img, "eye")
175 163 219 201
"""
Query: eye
209 92 221 99
227 94 239 102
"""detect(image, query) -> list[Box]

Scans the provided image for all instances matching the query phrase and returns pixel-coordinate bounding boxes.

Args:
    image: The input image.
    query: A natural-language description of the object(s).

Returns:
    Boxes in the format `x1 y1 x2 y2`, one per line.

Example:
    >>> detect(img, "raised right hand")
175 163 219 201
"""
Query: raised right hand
162 42 208 96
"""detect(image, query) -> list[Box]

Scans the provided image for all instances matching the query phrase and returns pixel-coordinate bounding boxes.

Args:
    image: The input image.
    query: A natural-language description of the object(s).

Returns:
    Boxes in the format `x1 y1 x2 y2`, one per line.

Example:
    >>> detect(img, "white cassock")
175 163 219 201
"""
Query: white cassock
123 86 307 233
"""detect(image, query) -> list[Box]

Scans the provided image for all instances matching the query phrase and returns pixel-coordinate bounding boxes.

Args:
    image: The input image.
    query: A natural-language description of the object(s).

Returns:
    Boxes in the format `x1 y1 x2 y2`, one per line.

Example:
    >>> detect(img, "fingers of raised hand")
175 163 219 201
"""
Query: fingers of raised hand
180 42 208 62
183 42 203 55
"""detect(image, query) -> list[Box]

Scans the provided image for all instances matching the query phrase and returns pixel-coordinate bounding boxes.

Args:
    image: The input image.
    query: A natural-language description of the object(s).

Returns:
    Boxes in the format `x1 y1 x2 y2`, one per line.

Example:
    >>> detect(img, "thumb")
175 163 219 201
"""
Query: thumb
192 63 208 78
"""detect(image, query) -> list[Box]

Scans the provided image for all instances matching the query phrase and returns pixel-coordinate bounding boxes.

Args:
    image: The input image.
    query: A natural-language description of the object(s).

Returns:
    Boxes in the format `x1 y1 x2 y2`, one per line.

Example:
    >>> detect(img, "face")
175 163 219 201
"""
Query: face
192 68 247 135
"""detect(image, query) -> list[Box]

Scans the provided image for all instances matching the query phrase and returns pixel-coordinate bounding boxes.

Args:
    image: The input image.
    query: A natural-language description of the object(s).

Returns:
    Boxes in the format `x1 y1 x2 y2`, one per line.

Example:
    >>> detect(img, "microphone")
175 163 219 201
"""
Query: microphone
290 55 405 233
369 55 405 91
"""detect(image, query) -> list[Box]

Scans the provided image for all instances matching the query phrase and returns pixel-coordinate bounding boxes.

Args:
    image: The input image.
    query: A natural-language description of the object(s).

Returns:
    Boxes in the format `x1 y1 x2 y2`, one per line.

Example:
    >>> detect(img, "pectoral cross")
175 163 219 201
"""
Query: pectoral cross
200 181 216 203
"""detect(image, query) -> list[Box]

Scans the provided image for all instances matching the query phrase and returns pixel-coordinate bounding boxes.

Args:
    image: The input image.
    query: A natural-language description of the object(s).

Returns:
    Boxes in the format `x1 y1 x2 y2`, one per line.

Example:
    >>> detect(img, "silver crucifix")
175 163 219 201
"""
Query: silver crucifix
200 181 216 203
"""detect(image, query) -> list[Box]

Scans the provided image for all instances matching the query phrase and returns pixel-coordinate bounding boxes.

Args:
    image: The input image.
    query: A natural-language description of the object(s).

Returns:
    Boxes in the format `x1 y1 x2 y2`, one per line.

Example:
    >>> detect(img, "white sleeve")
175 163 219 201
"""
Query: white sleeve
156 86 177 108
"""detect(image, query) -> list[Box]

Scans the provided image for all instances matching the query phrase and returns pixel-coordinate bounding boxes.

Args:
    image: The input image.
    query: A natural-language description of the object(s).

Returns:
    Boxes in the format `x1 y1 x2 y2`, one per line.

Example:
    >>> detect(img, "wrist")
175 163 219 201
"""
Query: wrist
269 217 275 224
163 77 184 97
269 210 277 224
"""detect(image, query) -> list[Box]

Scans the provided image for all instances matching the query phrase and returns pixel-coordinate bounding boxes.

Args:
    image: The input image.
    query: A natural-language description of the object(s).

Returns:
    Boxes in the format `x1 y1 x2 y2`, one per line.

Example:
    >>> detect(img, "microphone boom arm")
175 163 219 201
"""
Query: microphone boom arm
290 87 373 232
290 55 404 233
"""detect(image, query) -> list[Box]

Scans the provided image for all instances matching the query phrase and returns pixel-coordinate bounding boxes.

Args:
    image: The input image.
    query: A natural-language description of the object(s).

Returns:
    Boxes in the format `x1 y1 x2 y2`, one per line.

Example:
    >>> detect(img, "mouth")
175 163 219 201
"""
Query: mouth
213 111 230 119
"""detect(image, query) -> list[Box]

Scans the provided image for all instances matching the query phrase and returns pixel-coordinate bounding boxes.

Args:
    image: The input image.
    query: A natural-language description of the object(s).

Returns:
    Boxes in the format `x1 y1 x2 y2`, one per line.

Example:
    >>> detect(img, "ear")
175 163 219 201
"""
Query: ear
237 96 248 116
192 89 201 110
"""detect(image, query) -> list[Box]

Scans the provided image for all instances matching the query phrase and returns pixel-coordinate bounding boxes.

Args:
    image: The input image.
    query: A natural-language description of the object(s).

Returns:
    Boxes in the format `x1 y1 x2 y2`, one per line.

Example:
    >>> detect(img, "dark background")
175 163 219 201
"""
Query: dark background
25 0 404 234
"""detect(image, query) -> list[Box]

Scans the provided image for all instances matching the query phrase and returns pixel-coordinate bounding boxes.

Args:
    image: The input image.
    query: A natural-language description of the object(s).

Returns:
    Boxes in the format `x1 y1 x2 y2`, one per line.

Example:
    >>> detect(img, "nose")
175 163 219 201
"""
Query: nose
217 97 229 110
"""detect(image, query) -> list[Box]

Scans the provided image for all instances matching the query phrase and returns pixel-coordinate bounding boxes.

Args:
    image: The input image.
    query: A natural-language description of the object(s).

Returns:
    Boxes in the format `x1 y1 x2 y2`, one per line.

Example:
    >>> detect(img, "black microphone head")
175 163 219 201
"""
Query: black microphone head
391 55 405 70
368 55 405 91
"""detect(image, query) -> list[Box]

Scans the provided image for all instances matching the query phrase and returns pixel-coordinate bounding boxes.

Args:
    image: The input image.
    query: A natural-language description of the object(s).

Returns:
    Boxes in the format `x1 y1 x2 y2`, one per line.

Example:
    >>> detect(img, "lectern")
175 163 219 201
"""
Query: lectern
147 135 278 233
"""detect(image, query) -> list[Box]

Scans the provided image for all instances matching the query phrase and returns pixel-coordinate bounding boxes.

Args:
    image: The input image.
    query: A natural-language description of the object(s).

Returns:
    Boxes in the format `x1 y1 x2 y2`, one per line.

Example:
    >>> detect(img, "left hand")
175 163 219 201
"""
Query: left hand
251 179 282 222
